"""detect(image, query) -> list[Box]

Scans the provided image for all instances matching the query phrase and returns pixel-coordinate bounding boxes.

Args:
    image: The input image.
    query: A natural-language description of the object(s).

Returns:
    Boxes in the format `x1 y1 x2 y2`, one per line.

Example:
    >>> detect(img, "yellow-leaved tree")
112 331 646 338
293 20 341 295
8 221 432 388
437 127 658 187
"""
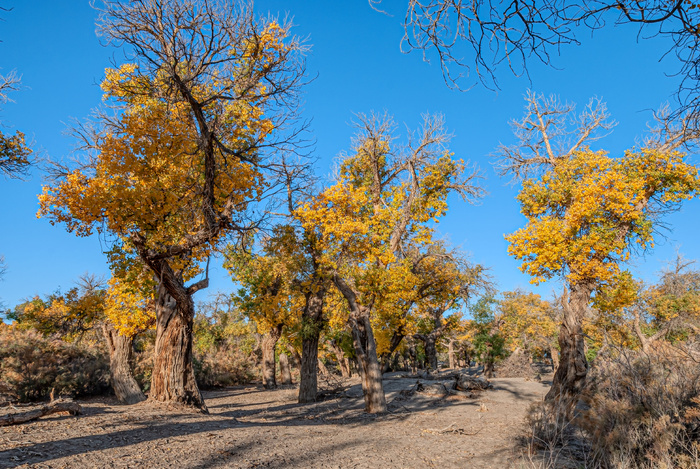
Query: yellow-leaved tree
298 113 483 412
501 92 700 407
498 290 558 366
225 226 303 389
9 272 154 404
38 0 305 411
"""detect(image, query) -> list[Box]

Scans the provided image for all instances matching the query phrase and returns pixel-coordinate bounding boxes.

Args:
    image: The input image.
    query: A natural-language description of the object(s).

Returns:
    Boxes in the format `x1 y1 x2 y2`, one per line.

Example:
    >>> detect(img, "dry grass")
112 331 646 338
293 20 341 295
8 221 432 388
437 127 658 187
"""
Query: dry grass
523 346 700 468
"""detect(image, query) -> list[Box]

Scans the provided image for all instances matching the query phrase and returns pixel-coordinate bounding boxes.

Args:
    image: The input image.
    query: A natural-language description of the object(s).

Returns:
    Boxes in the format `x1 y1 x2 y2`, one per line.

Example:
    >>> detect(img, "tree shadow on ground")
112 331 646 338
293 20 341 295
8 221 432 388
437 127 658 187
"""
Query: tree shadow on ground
0 372 533 468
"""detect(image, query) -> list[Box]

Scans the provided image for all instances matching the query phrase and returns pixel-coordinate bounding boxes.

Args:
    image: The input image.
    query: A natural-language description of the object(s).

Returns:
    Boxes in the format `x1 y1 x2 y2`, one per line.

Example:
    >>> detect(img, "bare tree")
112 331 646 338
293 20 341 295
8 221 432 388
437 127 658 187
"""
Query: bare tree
394 0 700 100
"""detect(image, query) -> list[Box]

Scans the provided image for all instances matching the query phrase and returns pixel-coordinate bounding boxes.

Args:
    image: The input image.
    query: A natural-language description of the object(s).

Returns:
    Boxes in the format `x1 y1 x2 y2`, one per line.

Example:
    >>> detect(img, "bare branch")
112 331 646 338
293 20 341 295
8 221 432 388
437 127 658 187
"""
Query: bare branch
495 91 616 181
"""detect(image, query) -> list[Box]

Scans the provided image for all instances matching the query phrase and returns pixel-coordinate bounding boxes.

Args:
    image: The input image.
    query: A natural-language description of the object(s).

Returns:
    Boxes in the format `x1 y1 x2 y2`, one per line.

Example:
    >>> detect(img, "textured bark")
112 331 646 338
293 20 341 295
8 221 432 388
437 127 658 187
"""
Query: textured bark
333 274 387 413
408 340 418 374
414 334 438 371
545 284 593 410
102 322 145 405
279 352 292 384
317 359 329 376
149 279 206 412
299 333 320 403
380 331 405 373
298 284 326 403
261 324 283 389
349 313 387 413
447 339 456 369
0 400 81 426
328 341 351 378
549 343 560 371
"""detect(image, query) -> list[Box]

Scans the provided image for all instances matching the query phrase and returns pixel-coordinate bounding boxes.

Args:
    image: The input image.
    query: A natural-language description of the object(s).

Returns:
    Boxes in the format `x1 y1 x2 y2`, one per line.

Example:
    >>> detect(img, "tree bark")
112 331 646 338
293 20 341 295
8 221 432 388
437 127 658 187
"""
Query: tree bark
298 284 326 403
317 359 329 376
261 324 283 389
414 333 438 371
333 274 387 413
447 338 456 369
380 331 405 373
102 322 145 405
279 352 292 384
0 400 81 426
328 340 351 378
149 279 206 412
299 332 320 402
408 340 418 374
549 343 560 371
545 283 593 410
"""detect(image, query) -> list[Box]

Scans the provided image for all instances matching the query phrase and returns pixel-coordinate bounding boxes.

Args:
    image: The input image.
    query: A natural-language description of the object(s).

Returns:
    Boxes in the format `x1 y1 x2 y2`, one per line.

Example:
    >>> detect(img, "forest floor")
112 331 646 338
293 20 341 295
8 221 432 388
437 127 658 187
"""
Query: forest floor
0 369 552 469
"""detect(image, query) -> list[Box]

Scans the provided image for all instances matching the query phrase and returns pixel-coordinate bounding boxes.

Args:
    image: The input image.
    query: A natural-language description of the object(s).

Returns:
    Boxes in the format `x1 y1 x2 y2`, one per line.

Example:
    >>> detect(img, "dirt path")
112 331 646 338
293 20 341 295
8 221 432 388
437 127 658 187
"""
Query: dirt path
0 374 550 468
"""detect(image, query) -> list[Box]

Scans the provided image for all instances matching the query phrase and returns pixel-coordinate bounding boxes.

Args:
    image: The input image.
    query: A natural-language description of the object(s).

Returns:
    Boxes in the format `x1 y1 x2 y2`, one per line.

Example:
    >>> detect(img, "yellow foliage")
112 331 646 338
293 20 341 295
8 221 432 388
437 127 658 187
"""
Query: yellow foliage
507 148 700 287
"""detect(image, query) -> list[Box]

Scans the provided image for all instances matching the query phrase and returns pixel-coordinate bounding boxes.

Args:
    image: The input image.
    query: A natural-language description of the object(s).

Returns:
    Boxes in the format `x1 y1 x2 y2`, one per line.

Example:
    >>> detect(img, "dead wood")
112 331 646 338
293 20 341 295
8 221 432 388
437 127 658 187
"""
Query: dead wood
454 375 491 392
0 399 82 426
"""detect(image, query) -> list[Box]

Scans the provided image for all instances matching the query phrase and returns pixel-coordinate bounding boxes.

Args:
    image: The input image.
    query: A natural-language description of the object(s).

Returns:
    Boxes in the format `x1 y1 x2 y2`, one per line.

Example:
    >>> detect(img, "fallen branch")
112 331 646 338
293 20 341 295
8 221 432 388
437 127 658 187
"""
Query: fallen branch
0 399 82 426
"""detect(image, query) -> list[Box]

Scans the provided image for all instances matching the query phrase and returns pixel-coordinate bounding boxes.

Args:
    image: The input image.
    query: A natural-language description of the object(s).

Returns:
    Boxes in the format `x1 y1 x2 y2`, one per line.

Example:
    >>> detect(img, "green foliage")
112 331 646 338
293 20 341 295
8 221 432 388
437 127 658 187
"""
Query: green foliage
469 296 507 368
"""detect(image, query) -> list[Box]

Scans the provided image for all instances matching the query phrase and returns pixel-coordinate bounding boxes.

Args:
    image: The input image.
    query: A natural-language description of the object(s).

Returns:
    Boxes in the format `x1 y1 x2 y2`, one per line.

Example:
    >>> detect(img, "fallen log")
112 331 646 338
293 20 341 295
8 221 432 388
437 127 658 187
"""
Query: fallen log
0 399 82 426
454 375 491 392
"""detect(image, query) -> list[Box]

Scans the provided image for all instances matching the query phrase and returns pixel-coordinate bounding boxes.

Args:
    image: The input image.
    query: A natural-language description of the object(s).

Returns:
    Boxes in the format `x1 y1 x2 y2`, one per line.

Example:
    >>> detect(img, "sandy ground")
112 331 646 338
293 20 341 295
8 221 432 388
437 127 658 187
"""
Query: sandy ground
0 372 551 469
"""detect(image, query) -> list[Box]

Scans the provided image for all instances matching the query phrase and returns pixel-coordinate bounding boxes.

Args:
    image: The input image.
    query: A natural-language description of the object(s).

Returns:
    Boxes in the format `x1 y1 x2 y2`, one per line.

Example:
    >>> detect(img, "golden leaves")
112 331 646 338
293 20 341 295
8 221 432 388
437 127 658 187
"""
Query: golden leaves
507 148 700 286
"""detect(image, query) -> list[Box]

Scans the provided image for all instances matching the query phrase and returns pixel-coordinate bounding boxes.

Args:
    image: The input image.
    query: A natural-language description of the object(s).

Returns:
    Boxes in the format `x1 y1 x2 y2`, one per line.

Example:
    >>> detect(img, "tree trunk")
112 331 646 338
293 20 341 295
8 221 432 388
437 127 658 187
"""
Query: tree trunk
298 282 326 403
329 341 351 378
349 313 387 413
408 341 418 374
545 284 593 410
261 324 283 389
333 273 387 413
102 322 145 405
414 333 438 371
448 339 456 369
149 280 206 411
299 332 320 402
289 345 301 368
381 331 405 373
317 359 329 376
549 343 560 371
279 352 292 384
484 360 494 378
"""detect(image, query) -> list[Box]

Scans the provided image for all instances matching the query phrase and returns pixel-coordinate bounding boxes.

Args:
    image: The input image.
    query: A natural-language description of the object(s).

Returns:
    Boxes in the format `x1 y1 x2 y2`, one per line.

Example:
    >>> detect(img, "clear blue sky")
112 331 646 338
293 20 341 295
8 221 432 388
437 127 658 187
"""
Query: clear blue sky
1 1 698 310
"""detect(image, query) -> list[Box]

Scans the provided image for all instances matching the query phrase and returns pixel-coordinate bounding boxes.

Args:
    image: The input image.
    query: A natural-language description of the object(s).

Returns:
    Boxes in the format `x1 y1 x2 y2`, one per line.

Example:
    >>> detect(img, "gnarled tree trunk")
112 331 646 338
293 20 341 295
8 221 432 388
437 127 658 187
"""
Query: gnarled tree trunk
149 278 206 412
298 284 326 403
333 273 386 413
262 324 283 389
349 312 387 413
545 283 593 410
279 352 292 384
102 322 145 405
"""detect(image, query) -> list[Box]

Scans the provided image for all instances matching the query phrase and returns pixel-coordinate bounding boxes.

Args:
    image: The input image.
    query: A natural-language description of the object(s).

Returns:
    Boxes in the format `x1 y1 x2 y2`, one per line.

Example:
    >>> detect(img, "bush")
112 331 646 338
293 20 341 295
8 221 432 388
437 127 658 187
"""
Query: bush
0 326 110 403
194 346 256 389
580 347 700 468
523 346 700 468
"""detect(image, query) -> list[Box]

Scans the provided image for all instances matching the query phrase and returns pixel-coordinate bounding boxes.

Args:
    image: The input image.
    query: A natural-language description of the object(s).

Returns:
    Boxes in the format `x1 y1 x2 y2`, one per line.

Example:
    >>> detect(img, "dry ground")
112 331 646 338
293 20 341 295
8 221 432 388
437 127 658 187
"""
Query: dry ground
0 371 551 469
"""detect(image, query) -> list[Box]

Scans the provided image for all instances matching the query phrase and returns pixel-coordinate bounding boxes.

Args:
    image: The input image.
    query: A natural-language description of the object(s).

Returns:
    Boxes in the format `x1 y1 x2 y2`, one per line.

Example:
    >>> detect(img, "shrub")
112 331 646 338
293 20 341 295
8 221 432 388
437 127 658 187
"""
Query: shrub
523 345 700 468
194 346 256 389
579 347 700 468
0 326 109 403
